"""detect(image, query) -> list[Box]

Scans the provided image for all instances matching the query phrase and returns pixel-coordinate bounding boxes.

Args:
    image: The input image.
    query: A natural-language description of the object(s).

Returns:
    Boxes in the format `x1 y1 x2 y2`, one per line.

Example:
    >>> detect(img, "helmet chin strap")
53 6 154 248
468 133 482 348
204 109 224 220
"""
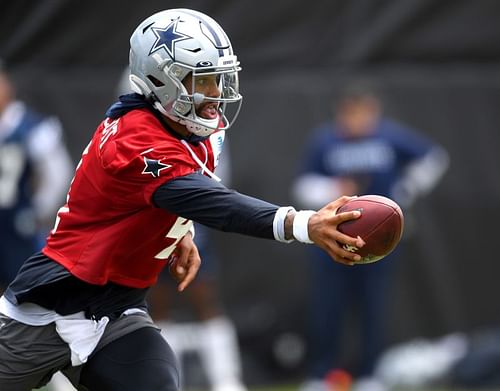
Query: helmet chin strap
185 119 218 137
163 107 217 137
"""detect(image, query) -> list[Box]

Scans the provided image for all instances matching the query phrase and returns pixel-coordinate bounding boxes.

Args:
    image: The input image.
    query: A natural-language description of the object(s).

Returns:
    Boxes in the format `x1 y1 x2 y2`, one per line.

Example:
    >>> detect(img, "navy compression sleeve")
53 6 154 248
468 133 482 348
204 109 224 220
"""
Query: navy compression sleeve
153 173 279 239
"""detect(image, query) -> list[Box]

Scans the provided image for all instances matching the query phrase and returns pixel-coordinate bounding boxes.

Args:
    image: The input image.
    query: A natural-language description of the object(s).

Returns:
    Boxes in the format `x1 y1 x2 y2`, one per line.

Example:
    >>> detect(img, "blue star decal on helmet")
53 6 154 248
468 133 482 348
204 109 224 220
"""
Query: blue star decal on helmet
149 19 192 59
142 157 171 178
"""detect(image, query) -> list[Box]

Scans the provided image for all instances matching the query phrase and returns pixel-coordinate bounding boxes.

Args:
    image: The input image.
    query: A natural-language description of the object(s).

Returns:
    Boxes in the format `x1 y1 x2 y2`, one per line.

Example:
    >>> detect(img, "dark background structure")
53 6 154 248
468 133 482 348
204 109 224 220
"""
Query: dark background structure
2 0 500 385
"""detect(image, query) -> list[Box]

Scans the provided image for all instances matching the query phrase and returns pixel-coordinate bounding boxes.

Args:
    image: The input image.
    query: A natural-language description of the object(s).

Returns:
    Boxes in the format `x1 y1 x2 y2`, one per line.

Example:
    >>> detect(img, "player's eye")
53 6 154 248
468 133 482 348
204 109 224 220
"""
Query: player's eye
196 75 218 86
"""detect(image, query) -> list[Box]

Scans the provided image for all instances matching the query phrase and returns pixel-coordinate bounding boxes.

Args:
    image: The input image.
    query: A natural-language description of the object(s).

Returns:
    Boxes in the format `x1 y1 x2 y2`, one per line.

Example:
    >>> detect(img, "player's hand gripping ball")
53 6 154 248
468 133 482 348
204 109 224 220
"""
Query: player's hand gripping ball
337 195 404 264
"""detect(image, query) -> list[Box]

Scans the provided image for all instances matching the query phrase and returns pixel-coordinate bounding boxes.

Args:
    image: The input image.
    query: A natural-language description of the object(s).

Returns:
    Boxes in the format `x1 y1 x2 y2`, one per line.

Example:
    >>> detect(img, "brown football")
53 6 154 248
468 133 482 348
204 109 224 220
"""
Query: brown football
336 195 404 264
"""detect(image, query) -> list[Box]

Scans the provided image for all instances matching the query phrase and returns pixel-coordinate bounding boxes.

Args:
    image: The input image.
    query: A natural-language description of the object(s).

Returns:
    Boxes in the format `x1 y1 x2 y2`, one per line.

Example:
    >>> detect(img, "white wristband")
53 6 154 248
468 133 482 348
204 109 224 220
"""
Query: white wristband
273 206 296 243
293 210 316 244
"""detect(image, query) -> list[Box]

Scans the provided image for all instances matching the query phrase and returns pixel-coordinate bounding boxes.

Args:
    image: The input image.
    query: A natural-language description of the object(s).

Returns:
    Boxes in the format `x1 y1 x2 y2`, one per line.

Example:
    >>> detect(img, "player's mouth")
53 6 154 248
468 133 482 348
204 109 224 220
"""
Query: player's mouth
198 103 219 119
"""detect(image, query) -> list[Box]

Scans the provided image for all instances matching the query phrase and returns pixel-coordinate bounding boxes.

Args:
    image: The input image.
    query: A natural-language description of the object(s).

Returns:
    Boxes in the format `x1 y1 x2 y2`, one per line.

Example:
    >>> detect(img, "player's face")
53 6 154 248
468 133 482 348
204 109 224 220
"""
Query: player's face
337 97 381 136
183 73 221 120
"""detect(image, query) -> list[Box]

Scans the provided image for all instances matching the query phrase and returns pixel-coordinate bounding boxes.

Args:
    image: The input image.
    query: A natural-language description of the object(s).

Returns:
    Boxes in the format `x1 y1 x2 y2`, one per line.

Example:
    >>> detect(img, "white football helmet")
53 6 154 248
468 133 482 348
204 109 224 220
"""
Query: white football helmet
129 8 242 137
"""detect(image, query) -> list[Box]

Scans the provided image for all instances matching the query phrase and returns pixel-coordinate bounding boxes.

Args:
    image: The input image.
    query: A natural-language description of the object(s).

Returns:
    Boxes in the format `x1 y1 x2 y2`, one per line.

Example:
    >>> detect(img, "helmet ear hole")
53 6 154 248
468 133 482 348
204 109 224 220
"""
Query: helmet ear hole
147 75 165 87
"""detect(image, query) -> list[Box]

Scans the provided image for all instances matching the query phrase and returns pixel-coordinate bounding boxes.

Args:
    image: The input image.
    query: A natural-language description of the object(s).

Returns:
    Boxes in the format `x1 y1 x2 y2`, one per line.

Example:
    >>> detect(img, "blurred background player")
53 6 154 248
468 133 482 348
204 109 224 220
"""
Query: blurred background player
293 79 449 391
115 69 248 391
0 60 73 294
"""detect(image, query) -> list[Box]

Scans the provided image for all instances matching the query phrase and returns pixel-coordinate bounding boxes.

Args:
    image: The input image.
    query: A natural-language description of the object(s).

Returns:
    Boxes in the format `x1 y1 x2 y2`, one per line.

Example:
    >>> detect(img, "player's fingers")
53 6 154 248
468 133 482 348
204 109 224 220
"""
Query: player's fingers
323 248 355 266
323 239 361 264
177 254 201 292
336 247 361 263
168 255 181 278
169 247 190 281
334 230 366 248
332 209 361 225
175 245 190 270
322 195 358 213
168 257 186 280
329 251 356 266
177 244 201 292
171 236 196 277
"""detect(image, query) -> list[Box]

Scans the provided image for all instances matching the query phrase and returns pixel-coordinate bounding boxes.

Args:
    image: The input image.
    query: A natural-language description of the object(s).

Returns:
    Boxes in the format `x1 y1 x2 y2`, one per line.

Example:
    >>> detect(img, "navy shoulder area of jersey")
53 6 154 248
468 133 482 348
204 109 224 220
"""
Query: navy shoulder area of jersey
105 93 151 119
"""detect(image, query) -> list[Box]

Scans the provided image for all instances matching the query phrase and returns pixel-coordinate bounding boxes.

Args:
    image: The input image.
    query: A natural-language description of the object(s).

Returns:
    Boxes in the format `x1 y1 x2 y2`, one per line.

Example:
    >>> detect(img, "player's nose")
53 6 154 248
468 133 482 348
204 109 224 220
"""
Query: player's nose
205 79 221 98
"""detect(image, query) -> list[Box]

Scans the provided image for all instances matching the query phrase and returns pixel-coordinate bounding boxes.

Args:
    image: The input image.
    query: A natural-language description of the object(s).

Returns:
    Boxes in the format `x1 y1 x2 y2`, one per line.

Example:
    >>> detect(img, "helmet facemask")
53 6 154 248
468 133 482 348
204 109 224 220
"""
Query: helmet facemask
164 62 242 137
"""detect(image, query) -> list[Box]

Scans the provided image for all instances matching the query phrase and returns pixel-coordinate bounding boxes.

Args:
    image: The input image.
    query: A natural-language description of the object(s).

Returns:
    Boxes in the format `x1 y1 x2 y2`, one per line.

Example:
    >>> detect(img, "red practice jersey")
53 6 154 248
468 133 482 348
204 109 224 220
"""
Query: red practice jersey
43 108 225 288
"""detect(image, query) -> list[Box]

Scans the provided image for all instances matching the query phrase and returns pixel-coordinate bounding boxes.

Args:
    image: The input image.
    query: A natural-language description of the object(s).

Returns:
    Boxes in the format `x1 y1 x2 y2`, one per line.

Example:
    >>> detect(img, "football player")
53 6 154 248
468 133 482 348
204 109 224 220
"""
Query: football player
293 81 449 390
116 67 247 391
0 9 364 391
0 62 73 294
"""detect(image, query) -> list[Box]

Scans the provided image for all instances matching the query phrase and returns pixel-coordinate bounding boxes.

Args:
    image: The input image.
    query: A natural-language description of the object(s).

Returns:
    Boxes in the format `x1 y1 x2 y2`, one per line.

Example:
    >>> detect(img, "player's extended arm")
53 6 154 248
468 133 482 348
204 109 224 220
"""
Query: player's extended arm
153 173 364 264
